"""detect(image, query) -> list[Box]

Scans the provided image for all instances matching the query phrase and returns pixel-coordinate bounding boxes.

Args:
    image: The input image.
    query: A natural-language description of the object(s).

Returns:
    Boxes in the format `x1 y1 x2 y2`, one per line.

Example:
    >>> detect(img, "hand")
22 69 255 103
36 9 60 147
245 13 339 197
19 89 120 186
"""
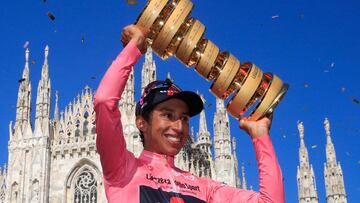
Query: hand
239 115 272 139
121 24 149 54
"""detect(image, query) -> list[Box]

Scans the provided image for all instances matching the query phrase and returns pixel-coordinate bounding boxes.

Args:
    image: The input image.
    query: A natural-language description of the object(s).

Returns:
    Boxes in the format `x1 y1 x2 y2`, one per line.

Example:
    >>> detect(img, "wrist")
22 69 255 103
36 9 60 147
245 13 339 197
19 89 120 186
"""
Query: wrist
249 126 269 139
131 35 146 53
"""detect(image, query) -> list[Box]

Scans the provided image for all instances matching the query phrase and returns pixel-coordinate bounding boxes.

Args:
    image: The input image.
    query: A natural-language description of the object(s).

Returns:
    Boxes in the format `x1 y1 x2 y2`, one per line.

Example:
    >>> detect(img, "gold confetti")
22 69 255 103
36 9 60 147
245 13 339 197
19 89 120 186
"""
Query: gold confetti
81 36 85 44
357 160 360 164
311 145 317 149
32 60 36 64
47 12 55 21
352 96 360 104
127 0 138 4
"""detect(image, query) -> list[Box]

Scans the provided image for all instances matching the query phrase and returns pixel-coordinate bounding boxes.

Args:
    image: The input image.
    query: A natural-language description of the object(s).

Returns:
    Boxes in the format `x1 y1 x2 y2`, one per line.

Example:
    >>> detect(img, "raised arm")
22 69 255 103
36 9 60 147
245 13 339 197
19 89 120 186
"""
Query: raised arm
94 25 147 183
208 117 285 203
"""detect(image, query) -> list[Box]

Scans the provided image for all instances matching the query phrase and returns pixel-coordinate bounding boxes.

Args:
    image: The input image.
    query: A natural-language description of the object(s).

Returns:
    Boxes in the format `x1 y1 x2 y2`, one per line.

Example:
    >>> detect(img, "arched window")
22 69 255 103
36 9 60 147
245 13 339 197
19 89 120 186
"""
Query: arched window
11 182 18 202
31 179 39 203
83 120 89 136
74 169 97 203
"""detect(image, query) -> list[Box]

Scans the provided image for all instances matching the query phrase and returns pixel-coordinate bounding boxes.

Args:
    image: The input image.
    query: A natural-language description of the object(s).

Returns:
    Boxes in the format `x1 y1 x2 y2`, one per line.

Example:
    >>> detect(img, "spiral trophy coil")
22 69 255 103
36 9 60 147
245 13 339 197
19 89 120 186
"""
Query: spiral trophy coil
135 0 289 121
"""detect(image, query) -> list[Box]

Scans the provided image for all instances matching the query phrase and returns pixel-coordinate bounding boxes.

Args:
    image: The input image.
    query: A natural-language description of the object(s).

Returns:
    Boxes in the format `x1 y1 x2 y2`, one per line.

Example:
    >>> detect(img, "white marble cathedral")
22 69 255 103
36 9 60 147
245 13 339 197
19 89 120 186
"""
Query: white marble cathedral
0 46 246 203
297 119 347 203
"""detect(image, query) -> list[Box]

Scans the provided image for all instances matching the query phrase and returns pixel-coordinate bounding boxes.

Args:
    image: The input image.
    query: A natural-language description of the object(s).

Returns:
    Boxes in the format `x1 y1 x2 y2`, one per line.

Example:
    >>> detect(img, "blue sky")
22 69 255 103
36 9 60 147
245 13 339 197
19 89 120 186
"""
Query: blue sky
1 0 359 202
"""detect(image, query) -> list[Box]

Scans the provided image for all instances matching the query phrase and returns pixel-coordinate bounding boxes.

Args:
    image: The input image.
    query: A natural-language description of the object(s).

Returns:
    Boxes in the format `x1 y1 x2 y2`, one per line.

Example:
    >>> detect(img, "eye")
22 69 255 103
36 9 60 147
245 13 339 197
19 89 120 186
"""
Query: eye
161 112 173 120
181 115 190 122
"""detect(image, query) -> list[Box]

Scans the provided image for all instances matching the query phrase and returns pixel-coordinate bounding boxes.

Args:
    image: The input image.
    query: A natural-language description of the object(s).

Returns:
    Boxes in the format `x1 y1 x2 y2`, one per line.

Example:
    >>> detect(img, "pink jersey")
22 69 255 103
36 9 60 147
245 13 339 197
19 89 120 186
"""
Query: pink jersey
94 40 285 203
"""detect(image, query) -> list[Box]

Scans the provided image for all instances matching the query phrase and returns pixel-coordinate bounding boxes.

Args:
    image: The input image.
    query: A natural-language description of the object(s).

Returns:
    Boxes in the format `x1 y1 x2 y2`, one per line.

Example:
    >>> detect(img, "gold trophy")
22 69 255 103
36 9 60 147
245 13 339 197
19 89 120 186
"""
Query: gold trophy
135 0 289 121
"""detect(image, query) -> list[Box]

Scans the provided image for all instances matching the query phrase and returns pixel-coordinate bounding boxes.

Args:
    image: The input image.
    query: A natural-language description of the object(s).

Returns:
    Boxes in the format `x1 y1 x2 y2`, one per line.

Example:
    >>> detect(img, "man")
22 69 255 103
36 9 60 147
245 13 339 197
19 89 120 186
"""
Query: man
94 24 285 203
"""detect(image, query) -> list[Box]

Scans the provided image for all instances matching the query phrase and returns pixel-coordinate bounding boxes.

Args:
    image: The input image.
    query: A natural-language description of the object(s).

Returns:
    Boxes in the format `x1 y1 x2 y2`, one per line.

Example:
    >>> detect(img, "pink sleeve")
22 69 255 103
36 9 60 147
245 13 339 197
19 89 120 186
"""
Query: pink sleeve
208 135 285 203
94 40 142 184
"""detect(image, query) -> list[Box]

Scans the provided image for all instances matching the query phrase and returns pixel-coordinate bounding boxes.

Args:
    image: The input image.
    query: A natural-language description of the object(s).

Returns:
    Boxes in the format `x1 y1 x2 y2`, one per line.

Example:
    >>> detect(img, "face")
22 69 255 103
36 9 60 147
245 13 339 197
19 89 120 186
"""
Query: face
138 98 190 156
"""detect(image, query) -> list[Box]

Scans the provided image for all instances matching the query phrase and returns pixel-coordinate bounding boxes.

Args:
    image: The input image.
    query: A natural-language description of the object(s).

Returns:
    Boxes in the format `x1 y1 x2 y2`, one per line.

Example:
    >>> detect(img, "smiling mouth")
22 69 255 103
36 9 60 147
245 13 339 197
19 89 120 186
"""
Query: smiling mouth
165 134 181 144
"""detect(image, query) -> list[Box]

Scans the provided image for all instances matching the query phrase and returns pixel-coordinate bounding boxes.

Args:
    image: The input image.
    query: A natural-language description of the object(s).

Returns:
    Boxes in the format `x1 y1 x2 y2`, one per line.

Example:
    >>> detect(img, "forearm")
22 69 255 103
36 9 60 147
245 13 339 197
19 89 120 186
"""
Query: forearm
94 39 141 103
253 135 285 203
94 40 141 179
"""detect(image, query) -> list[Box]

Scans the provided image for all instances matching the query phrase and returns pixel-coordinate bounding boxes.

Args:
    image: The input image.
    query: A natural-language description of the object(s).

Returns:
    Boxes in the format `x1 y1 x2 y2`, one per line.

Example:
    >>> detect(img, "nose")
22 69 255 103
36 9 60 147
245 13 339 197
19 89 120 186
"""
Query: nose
171 119 184 133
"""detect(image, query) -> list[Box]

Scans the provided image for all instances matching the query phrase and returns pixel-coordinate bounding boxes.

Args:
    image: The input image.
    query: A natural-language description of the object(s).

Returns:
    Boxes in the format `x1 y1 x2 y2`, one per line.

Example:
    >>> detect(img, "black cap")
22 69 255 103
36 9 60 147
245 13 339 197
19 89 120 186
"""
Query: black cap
136 79 203 117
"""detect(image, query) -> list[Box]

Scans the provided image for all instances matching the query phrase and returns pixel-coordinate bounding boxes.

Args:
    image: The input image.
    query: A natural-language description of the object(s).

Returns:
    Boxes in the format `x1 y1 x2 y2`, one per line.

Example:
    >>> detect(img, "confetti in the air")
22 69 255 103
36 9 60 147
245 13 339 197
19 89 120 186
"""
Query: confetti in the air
352 97 359 104
18 78 25 83
23 41 29 49
127 0 138 4
91 76 96 80
81 36 85 44
311 145 317 149
32 60 36 64
47 12 56 21
271 15 279 19
304 83 309 88
331 62 335 68
341 87 346 93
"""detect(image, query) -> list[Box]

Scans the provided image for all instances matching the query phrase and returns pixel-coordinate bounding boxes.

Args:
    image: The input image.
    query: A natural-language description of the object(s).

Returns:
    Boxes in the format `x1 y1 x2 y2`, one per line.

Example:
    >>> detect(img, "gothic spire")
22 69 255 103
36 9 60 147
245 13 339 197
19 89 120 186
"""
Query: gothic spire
54 91 59 121
196 95 212 154
23 48 30 80
34 45 51 136
213 97 232 157
167 72 172 81
324 117 332 144
241 162 247 190
323 118 347 202
141 46 156 93
213 97 235 186
232 137 241 188
296 121 318 203
14 48 32 136
324 117 336 165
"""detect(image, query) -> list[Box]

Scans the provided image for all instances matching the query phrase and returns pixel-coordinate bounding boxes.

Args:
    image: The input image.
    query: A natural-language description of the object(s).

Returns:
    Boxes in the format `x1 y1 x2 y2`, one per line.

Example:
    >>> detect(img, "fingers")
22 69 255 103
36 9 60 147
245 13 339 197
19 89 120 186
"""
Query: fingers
121 24 148 48
238 116 272 139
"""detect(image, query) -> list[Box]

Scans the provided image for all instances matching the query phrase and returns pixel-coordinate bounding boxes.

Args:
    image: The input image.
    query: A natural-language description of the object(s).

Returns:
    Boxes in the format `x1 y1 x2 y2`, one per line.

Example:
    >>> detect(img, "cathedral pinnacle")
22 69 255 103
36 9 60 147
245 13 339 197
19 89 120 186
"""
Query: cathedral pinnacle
297 121 304 140
25 48 29 62
324 117 331 137
54 91 59 121
23 48 30 80
241 162 247 189
45 45 49 59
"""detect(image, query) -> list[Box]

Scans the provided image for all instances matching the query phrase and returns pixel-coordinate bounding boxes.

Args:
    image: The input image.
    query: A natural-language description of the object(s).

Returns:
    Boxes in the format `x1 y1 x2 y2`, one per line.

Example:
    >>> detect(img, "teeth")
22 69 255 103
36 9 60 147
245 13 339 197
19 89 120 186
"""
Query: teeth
166 135 180 142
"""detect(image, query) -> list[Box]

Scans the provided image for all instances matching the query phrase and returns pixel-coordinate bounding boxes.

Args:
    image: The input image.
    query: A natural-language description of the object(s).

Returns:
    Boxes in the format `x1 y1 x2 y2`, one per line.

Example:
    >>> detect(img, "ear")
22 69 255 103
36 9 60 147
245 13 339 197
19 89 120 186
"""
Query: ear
136 116 147 132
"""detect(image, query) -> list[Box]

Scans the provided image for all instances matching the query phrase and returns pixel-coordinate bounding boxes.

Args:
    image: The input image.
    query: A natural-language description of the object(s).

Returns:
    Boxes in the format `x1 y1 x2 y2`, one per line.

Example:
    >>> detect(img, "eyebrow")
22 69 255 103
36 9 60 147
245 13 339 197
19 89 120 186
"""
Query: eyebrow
158 107 190 116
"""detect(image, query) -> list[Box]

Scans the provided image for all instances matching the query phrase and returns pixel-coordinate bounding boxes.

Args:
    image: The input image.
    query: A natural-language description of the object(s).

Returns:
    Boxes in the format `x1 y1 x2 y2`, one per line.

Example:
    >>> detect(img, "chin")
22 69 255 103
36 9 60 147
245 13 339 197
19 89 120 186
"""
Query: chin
164 148 181 156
